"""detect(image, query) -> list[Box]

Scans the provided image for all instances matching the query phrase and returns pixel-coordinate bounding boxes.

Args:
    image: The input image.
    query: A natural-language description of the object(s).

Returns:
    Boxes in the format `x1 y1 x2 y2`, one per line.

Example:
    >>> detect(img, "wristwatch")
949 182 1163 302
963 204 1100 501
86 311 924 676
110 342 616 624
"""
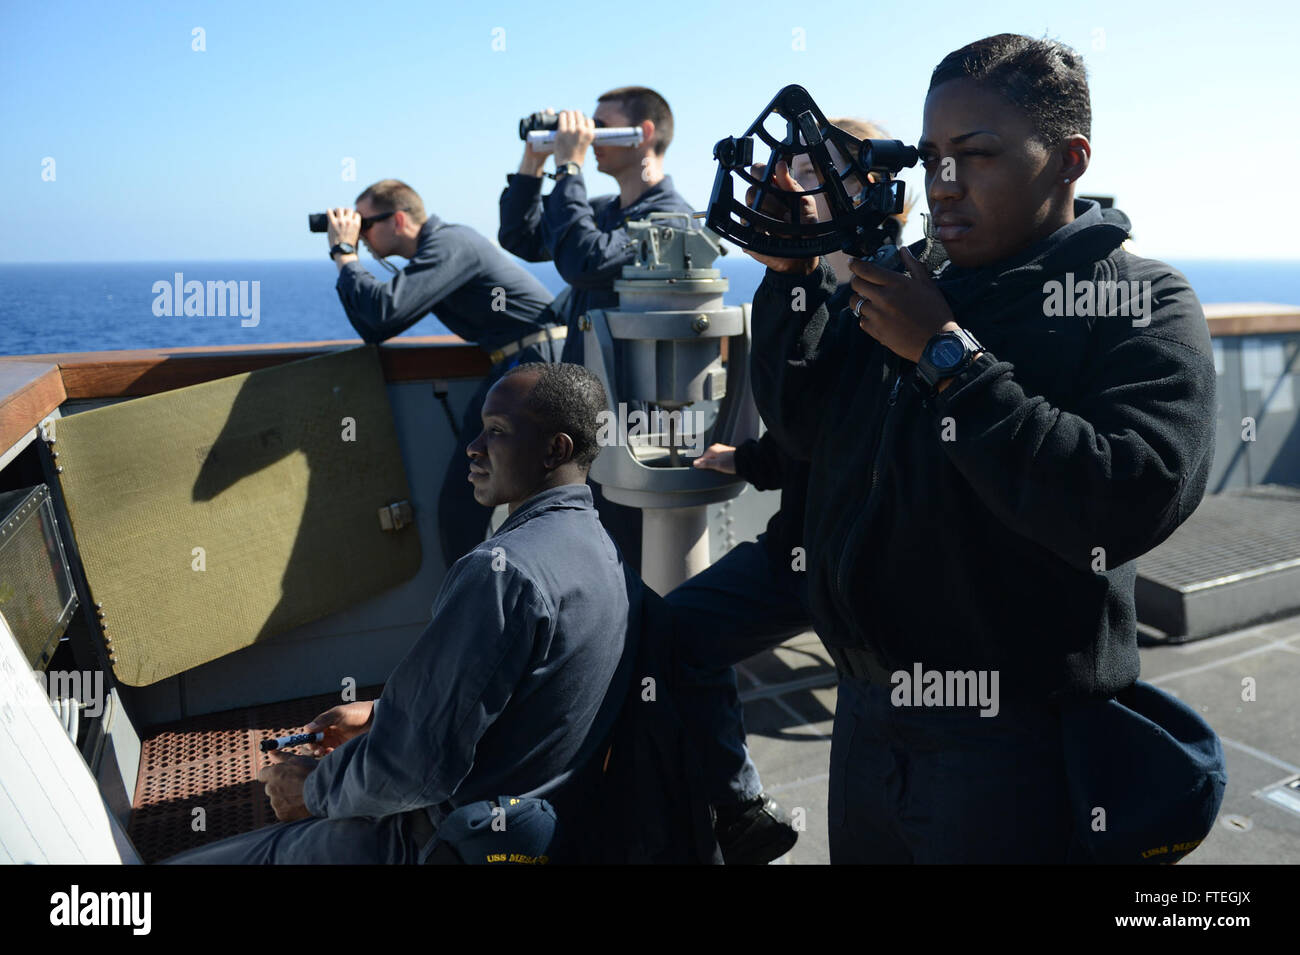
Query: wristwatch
914 327 983 397
550 162 581 181
329 242 357 260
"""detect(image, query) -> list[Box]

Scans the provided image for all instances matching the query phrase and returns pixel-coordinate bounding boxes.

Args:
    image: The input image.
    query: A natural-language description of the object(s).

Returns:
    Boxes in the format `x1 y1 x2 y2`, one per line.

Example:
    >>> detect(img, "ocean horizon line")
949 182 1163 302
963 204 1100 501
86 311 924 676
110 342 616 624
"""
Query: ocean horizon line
4 256 1300 267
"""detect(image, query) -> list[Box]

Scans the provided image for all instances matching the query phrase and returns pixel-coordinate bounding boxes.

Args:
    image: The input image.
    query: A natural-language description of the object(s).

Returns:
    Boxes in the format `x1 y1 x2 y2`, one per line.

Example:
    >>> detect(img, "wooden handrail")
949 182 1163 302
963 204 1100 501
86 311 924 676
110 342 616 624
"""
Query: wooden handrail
1203 303 1300 337
0 361 67 454
0 336 488 454
3 335 490 401
1 303 1297 459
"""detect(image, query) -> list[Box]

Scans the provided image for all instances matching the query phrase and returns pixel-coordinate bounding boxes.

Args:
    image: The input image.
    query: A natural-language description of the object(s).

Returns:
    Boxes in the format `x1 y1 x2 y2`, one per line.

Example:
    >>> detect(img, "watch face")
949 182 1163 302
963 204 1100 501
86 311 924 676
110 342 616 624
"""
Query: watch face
930 336 966 371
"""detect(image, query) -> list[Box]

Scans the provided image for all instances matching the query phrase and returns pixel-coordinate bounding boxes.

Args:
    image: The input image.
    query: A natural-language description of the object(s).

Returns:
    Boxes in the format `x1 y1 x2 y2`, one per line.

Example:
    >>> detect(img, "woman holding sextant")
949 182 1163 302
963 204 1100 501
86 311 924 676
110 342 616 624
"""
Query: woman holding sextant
744 34 1218 863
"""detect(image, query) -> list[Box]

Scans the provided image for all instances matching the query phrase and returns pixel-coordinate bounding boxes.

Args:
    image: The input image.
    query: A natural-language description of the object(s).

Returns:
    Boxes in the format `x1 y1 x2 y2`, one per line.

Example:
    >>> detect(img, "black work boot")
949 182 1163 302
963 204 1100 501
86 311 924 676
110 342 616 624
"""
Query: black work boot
713 791 799 864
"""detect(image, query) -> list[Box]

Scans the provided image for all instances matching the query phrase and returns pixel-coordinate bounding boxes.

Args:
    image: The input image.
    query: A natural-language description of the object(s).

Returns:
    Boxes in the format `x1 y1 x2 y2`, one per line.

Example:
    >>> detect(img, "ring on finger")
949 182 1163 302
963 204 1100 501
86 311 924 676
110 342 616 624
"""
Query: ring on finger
853 297 867 319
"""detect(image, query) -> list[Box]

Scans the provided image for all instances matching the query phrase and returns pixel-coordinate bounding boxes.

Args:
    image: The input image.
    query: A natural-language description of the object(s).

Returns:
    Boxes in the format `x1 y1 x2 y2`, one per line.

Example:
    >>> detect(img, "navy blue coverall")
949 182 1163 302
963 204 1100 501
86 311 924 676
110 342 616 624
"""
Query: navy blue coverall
334 214 563 568
499 169 775 808
498 171 694 574
667 431 813 803
162 484 633 864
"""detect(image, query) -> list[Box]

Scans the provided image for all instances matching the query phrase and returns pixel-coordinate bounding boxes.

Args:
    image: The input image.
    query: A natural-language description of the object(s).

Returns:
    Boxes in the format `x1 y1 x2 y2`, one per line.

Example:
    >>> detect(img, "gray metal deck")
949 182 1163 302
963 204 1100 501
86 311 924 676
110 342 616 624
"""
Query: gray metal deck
738 614 1300 864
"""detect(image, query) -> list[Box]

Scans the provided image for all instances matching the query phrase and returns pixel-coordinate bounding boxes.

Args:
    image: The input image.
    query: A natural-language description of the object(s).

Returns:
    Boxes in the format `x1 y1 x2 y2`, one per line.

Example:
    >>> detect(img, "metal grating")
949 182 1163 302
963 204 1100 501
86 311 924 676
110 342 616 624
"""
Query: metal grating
1138 485 1300 589
128 684 383 863
1136 485 1300 640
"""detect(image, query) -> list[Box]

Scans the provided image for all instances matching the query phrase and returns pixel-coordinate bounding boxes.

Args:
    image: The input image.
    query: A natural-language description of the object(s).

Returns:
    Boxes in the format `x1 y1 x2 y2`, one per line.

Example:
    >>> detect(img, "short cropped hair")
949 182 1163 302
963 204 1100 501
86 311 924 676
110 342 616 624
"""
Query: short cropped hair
598 86 674 156
502 362 608 471
354 179 428 226
928 34 1091 147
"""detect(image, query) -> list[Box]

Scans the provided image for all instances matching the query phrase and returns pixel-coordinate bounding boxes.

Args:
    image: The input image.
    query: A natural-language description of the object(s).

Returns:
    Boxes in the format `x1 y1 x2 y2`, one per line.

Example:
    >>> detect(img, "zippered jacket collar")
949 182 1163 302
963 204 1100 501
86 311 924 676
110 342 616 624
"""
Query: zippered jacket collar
935 198 1130 315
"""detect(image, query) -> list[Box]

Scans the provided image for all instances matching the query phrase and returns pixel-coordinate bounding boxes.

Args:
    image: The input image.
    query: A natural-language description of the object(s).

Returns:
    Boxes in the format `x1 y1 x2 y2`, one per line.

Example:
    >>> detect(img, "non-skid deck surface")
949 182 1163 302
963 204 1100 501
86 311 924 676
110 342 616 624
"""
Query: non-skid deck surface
738 624 1300 864
128 685 383 863
127 616 1300 865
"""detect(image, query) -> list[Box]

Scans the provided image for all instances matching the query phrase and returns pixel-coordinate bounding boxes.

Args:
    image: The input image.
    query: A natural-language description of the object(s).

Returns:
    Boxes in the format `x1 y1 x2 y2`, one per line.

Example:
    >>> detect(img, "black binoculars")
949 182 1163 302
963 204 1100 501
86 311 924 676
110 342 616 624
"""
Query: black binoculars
519 112 560 139
307 210 396 233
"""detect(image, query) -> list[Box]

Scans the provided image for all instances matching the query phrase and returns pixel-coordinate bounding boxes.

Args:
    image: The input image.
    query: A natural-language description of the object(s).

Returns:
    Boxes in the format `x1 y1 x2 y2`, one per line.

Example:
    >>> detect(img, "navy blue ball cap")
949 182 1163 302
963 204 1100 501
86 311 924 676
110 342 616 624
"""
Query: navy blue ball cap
1061 680 1227 864
430 796 558 864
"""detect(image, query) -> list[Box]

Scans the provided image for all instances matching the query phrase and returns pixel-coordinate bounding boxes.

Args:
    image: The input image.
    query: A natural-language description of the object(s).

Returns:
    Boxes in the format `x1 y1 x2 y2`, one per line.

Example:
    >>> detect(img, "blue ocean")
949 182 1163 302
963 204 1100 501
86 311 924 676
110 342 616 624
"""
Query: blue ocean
1 258 1297 356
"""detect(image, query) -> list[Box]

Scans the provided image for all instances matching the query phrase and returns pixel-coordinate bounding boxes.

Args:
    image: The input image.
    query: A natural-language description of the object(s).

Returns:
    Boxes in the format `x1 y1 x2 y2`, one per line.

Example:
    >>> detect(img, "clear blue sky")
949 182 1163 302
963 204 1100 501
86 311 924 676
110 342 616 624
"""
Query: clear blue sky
3 0 1297 262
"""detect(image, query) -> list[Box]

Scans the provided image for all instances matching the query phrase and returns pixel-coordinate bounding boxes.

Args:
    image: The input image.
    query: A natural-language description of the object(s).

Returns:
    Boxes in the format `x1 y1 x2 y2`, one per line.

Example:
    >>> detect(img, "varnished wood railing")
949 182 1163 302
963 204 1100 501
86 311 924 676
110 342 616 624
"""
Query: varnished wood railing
1 305 1297 459
0 335 485 454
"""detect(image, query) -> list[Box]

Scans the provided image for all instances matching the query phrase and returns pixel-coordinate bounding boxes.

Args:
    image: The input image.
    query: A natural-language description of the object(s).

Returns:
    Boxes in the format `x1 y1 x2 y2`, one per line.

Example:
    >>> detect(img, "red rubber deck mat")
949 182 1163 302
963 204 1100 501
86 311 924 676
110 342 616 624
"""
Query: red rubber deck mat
128 685 384 863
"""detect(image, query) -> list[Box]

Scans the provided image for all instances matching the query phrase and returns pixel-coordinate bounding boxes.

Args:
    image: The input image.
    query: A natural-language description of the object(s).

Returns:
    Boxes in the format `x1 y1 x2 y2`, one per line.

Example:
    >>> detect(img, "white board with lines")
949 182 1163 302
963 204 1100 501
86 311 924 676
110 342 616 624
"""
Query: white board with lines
0 612 133 864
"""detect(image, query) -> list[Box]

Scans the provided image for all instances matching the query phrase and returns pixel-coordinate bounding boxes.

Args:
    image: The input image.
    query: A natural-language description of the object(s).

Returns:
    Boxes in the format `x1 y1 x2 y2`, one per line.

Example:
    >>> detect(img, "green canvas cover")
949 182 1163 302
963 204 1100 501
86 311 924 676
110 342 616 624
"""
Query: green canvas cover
53 346 421 685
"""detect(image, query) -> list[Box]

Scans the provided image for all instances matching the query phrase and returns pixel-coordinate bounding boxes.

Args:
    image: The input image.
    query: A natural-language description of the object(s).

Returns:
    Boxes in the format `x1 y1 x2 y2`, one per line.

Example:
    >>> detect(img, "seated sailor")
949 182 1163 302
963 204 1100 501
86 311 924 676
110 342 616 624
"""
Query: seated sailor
328 178 563 569
162 362 634 864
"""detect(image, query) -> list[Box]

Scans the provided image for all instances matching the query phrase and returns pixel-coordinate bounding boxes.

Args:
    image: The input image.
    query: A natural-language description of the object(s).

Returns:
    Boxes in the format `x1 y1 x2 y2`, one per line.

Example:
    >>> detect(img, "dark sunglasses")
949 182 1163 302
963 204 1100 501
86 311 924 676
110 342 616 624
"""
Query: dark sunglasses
360 210 396 233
